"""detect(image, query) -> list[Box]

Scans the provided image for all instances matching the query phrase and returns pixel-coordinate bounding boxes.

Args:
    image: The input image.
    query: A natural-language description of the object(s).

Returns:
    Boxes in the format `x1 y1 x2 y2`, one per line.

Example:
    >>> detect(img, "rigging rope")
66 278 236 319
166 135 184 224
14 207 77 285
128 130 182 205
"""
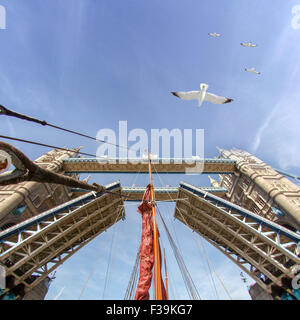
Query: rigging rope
102 213 119 299
152 163 232 300
198 236 220 300
78 207 123 300
165 261 177 300
123 171 143 301
124 250 140 300
117 199 188 208
164 202 185 260
156 205 201 300
123 163 143 201
158 204 181 300
150 166 198 299
183 201 233 300
161 199 218 298
0 104 130 151
0 134 97 157
152 219 178 300
78 238 106 300
0 136 143 201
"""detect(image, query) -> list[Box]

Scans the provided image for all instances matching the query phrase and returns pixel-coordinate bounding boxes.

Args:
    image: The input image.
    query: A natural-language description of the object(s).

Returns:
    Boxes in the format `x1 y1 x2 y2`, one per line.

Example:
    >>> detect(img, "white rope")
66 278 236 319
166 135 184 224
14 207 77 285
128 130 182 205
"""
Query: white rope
77 239 106 300
156 204 201 300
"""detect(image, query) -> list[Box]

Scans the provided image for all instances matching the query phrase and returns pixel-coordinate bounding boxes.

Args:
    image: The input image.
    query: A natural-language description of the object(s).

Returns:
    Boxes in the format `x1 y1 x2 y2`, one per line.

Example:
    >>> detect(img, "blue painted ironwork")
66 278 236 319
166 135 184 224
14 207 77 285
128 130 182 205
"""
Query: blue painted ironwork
12 205 27 216
0 181 121 242
63 157 236 174
64 157 236 164
275 168 300 182
271 207 285 217
180 182 300 245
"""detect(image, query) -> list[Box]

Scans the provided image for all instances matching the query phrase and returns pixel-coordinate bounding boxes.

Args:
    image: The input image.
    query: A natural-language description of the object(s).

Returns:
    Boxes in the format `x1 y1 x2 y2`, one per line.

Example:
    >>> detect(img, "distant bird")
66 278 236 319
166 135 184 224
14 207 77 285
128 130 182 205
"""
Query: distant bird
245 67 261 75
171 83 233 108
208 32 221 37
240 42 257 47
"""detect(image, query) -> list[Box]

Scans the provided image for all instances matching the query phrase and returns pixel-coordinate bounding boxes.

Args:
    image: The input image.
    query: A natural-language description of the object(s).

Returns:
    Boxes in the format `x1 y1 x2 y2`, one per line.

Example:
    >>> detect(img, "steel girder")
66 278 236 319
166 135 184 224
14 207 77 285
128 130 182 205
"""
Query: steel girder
0 181 124 290
71 186 228 202
63 157 236 174
175 182 300 292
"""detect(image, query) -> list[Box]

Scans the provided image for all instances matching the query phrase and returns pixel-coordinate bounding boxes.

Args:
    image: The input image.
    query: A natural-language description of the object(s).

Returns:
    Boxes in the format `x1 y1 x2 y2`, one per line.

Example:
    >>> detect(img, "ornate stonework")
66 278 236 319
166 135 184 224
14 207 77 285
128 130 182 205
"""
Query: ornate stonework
0 148 80 230
0 147 81 300
216 148 300 231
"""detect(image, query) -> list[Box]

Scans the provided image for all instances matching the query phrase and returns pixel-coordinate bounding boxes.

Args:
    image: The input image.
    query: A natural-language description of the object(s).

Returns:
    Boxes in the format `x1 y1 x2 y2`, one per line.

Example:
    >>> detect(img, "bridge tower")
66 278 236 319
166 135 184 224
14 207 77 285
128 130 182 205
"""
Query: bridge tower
214 148 300 299
0 147 81 299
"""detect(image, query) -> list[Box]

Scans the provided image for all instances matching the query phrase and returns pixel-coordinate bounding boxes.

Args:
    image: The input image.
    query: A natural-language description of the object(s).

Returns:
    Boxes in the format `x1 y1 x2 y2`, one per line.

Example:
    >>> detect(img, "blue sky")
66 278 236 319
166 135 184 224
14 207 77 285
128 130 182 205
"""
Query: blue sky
0 0 300 300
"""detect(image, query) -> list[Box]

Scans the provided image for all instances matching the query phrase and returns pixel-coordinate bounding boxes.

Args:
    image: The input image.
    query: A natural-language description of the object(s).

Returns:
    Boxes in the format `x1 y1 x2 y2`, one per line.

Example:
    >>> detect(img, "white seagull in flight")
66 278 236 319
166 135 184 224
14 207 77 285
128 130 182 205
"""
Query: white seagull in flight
208 32 221 37
245 67 261 75
171 83 233 108
240 42 257 47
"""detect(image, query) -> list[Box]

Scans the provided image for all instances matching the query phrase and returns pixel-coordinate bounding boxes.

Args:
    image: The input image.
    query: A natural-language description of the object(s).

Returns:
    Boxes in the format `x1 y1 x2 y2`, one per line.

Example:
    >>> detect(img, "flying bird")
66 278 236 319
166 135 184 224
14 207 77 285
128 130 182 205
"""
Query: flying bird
245 67 261 75
240 42 257 47
171 83 233 108
208 32 221 37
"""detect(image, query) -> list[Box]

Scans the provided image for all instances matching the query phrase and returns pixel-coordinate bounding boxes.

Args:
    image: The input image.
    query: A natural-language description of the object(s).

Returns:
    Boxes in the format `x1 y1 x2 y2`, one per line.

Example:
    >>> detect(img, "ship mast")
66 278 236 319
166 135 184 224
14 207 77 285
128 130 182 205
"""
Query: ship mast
147 152 163 300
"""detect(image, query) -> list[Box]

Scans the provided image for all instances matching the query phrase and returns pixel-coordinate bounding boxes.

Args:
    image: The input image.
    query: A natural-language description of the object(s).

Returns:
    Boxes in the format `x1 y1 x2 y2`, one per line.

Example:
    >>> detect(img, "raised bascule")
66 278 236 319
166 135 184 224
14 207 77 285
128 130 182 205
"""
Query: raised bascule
0 147 299 300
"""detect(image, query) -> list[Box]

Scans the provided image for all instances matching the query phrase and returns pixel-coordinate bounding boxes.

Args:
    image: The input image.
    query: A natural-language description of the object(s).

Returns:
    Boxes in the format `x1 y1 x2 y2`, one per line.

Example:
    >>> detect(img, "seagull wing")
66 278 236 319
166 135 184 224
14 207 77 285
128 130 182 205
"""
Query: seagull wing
171 91 199 101
204 92 233 104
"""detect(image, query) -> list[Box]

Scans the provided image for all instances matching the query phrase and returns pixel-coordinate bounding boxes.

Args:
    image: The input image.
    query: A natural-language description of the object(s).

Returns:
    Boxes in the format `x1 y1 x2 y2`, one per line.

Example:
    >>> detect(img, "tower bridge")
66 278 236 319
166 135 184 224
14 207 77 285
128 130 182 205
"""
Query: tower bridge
1 147 300 300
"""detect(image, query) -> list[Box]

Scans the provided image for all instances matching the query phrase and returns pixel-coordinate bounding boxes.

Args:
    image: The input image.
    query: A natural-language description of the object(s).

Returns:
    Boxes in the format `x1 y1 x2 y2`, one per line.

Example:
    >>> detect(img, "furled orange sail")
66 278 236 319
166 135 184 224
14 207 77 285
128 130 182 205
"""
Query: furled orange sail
134 152 168 300
134 184 154 300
